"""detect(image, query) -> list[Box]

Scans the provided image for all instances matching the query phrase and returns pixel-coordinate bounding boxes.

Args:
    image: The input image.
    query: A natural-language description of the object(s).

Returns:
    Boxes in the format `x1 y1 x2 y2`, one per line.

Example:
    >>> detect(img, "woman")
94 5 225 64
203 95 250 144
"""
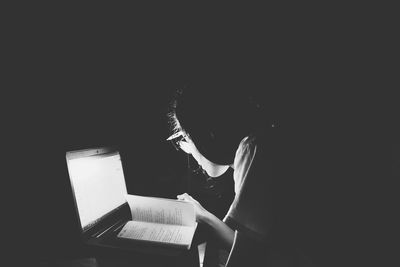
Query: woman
167 79 312 266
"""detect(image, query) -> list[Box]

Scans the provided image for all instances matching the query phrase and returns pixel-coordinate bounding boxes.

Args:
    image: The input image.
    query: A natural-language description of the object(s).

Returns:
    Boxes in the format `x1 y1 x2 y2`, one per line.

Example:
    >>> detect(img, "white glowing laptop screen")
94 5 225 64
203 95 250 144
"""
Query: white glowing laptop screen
66 149 127 231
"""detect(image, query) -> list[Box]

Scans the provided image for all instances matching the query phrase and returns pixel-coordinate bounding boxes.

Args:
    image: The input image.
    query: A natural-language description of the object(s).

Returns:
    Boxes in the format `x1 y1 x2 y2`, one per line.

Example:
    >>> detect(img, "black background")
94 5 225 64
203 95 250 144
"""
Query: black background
3 4 395 266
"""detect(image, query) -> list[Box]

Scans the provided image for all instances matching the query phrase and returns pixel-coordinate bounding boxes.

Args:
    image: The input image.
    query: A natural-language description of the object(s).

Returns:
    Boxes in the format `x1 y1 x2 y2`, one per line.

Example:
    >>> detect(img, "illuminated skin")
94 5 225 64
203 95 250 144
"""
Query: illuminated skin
178 134 230 177
176 133 235 249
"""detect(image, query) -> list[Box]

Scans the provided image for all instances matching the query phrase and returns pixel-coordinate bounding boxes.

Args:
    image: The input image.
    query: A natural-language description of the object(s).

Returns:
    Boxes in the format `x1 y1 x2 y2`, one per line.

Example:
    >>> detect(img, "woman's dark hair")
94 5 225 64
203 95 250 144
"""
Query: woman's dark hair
168 78 268 165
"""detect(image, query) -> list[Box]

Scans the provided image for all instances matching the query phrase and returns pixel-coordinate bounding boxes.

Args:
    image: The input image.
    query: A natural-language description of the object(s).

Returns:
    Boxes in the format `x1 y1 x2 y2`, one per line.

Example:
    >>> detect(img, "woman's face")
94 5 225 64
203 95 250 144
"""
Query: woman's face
178 133 230 177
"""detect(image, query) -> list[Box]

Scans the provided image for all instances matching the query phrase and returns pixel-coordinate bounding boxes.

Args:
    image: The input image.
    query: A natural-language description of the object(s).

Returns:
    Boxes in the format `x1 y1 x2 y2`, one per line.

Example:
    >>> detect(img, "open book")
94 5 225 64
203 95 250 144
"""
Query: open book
117 195 198 250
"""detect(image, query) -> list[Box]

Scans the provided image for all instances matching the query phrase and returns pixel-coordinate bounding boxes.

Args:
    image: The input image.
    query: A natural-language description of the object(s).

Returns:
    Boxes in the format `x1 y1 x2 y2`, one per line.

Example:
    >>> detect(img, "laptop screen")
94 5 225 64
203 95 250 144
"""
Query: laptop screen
66 148 128 231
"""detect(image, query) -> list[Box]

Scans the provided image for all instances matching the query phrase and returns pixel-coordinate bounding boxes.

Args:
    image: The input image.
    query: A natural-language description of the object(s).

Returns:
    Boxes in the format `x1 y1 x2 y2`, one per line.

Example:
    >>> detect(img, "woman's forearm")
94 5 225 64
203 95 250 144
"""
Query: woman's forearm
201 210 235 249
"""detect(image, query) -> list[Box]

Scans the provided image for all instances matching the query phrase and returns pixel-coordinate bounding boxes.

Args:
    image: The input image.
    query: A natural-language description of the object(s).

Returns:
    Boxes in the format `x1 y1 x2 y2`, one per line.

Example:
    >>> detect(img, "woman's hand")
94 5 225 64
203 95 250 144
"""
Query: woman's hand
178 193 235 249
177 193 209 223
178 140 193 154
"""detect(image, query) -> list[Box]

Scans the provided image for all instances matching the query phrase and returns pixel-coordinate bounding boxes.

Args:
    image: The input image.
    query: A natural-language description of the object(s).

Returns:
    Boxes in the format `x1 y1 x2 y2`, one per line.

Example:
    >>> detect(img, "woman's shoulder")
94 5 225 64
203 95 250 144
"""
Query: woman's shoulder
236 128 282 168
240 127 278 149
239 135 256 147
236 135 257 159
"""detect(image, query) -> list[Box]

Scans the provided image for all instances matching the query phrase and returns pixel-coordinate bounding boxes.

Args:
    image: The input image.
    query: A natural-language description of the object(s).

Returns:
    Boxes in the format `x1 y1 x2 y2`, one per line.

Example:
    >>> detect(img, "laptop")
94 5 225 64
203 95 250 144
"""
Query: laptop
65 146 182 256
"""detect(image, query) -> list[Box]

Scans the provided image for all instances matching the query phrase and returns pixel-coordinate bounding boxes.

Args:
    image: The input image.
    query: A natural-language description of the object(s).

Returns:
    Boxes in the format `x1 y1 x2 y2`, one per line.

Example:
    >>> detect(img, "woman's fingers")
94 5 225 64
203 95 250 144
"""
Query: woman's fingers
177 193 208 222
177 193 197 204
177 192 190 201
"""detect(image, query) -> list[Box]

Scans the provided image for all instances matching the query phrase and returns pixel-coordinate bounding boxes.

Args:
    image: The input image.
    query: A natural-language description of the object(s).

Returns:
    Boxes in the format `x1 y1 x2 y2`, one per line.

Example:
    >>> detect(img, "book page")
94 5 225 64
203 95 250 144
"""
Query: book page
117 221 197 248
125 194 195 226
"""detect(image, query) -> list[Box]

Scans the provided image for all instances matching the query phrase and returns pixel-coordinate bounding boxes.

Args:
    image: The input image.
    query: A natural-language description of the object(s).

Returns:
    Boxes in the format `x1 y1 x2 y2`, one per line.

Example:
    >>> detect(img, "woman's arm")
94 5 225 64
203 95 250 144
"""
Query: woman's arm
201 208 235 249
177 193 235 249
